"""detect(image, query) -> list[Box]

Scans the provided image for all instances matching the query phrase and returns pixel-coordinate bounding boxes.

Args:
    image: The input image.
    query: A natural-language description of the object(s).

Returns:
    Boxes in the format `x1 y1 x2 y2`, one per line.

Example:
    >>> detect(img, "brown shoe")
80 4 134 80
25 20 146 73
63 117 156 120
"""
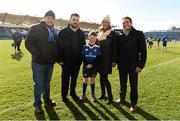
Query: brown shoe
130 105 137 112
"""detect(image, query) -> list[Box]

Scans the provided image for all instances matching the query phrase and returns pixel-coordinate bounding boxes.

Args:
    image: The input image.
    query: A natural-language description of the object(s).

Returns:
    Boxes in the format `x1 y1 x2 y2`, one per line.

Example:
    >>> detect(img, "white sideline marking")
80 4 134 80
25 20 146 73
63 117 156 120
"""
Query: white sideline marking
0 57 180 115
111 57 180 81
144 57 180 71
0 93 60 115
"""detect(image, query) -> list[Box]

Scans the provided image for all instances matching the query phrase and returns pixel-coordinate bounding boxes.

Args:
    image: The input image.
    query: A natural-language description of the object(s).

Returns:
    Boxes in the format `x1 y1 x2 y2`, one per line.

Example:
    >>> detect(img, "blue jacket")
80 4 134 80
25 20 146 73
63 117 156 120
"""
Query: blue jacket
161 36 168 44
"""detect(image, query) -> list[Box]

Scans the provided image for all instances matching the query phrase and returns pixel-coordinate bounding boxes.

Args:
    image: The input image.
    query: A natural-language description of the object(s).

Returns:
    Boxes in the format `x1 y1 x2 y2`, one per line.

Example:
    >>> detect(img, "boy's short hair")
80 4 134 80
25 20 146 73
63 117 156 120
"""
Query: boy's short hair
88 31 97 37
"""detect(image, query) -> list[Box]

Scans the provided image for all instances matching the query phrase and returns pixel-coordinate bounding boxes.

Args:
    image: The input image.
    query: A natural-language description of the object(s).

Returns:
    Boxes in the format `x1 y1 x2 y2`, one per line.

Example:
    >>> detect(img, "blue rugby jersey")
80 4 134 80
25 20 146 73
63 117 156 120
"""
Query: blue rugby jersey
161 35 168 44
81 43 101 65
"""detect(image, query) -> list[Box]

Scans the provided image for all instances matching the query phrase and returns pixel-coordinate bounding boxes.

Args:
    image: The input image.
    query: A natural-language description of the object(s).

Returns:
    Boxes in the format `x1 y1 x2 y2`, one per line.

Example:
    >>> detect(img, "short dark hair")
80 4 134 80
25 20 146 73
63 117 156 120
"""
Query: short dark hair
122 16 132 23
70 13 80 18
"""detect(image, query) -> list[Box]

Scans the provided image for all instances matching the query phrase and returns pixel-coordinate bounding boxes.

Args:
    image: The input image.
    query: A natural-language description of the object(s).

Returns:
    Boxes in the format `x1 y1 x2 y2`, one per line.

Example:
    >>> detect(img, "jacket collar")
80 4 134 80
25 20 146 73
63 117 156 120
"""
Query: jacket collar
40 21 48 28
121 27 136 36
67 24 80 32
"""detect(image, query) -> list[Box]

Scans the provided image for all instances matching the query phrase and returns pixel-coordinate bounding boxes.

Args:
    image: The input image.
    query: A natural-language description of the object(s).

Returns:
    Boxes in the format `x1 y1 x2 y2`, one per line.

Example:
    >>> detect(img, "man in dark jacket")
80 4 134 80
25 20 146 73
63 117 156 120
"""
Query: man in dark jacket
116 17 147 112
13 29 22 53
57 13 85 102
25 10 57 114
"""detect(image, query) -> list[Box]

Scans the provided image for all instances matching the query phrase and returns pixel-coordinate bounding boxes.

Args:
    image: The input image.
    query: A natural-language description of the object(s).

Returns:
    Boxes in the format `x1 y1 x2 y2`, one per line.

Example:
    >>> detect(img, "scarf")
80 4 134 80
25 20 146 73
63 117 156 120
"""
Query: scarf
97 28 112 41
47 27 58 43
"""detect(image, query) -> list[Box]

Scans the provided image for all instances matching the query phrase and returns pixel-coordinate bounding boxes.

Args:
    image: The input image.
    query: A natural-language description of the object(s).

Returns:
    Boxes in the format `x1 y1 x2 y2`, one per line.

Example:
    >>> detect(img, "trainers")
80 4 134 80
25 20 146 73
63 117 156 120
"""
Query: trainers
35 106 44 114
91 95 97 102
79 95 86 102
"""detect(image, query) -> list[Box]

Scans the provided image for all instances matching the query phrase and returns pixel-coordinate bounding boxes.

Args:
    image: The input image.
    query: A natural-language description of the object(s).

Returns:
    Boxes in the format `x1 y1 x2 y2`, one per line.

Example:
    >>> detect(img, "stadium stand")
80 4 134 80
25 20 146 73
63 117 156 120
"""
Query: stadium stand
0 13 100 40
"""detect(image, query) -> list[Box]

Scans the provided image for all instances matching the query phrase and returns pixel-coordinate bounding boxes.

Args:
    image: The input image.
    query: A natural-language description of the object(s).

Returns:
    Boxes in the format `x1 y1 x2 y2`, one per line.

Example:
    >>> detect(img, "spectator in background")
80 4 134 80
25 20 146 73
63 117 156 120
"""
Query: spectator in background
162 34 168 52
13 29 22 53
148 37 154 49
157 37 161 47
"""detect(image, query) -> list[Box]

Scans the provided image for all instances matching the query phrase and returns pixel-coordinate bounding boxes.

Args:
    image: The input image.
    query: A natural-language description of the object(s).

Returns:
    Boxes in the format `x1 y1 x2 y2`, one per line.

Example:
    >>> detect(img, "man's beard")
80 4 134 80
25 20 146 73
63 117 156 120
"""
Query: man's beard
70 23 78 29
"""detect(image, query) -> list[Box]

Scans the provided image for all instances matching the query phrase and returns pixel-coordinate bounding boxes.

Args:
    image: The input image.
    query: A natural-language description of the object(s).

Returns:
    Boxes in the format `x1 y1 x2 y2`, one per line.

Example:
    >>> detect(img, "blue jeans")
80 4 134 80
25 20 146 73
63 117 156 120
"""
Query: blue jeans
32 62 54 108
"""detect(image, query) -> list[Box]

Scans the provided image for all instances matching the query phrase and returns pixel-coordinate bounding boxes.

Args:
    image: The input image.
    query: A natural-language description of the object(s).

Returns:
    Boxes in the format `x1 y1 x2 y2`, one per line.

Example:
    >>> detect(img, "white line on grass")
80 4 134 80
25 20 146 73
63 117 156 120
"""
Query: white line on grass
0 93 60 115
111 57 180 81
0 57 180 115
143 57 180 71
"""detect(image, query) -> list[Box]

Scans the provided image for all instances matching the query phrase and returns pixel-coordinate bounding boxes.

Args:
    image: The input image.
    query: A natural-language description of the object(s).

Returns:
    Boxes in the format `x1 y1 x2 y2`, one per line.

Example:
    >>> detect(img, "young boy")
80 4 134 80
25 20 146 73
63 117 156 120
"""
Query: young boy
80 31 101 102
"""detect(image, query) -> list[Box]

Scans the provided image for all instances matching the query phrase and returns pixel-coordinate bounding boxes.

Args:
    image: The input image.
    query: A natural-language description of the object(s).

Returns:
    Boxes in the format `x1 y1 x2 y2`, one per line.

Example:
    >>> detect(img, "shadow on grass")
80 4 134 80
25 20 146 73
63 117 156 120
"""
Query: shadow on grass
45 105 60 120
86 99 110 120
65 98 87 120
72 98 100 120
11 51 23 61
97 101 120 120
34 111 46 120
112 102 136 120
119 102 160 120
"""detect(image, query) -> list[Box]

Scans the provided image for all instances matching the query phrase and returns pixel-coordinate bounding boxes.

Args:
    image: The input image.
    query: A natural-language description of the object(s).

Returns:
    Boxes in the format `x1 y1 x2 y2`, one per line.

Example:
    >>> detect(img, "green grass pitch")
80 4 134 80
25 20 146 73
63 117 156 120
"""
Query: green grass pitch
0 40 180 120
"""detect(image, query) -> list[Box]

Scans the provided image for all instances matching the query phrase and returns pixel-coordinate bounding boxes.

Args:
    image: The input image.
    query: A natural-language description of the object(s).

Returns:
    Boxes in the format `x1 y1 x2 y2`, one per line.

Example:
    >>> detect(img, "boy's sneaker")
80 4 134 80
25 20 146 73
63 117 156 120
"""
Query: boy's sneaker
91 95 97 102
79 95 86 102
35 106 44 114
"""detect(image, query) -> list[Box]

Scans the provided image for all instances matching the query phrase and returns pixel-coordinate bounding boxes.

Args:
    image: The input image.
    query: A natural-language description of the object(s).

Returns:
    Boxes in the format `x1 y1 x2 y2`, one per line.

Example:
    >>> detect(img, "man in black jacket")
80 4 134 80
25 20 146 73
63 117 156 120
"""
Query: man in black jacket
57 13 86 102
116 17 147 112
25 10 57 113
13 29 22 53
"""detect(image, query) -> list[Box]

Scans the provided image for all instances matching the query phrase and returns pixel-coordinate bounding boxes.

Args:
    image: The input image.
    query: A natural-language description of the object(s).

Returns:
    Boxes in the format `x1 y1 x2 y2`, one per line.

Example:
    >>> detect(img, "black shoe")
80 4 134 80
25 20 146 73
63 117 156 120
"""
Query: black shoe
98 95 106 100
106 100 113 105
62 97 68 103
43 96 56 107
44 99 56 107
115 99 125 105
70 94 79 100
106 98 113 105
35 106 44 114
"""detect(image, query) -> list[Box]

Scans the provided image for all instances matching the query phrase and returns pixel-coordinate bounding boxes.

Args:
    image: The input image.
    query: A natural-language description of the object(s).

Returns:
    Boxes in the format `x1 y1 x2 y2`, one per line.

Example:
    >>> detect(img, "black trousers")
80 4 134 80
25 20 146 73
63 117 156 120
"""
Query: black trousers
99 73 113 101
119 70 138 106
61 65 80 99
15 42 21 51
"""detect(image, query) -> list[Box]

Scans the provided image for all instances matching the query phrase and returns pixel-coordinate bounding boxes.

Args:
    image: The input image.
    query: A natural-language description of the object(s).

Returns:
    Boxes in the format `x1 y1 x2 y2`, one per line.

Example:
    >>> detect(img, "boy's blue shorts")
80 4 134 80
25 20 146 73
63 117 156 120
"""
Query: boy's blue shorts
82 65 97 78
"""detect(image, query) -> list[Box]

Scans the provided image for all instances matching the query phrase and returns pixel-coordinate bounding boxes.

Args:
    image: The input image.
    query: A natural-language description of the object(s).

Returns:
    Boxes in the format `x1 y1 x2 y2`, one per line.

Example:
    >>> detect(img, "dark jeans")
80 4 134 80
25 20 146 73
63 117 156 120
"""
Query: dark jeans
99 73 113 101
119 70 138 106
61 65 80 99
32 62 54 108
14 42 21 51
